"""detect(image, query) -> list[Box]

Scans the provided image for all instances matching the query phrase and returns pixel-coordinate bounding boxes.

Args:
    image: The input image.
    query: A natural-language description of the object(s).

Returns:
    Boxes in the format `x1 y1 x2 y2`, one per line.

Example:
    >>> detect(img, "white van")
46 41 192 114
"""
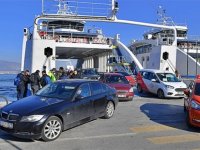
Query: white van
136 69 187 98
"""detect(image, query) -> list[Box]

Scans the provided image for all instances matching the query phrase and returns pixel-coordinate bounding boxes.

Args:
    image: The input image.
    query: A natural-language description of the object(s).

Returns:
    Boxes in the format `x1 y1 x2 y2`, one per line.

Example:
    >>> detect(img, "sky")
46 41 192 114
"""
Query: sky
0 0 199 63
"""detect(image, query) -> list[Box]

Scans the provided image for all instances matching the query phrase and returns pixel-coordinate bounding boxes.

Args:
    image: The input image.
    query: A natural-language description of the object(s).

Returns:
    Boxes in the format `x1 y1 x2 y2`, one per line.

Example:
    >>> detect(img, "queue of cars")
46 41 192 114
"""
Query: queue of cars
0 68 195 141
0 70 136 141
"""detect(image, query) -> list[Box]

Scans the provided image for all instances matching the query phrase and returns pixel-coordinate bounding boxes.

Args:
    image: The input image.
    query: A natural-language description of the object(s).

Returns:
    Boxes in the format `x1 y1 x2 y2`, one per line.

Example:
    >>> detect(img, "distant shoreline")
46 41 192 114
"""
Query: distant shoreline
0 71 19 74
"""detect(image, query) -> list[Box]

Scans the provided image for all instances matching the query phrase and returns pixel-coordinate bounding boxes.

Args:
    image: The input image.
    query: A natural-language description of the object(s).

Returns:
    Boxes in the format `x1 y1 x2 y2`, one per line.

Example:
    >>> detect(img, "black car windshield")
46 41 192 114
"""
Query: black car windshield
36 82 77 99
83 69 98 75
194 83 200 96
156 73 180 82
106 75 129 84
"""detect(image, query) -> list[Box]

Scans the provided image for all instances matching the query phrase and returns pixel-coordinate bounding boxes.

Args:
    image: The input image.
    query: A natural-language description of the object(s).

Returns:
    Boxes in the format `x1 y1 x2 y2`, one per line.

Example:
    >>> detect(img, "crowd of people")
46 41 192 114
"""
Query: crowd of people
14 67 78 100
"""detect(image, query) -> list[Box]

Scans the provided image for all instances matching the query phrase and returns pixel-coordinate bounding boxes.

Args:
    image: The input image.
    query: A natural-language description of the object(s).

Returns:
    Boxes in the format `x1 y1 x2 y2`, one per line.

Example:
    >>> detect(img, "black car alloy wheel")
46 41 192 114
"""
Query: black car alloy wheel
41 116 62 141
103 101 115 119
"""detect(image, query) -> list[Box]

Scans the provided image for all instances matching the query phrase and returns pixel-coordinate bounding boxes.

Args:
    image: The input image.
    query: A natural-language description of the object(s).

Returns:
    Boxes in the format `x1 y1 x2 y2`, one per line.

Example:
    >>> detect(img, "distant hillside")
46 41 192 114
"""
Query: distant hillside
0 60 20 72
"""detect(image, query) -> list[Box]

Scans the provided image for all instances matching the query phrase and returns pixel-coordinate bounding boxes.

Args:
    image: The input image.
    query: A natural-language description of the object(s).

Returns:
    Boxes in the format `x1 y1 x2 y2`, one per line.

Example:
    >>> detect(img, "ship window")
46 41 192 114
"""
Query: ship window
146 56 149 61
142 57 145 62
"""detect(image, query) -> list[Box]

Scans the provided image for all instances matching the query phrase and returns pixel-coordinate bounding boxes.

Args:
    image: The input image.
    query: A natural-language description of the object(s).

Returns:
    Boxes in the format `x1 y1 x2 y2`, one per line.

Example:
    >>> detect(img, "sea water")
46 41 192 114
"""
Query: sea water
0 74 17 102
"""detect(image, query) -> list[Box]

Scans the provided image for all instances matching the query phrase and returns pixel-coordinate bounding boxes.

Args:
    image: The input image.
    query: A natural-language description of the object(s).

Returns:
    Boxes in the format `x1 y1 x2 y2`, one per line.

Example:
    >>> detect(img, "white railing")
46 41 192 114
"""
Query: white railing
35 23 111 45
42 0 112 17
37 30 111 45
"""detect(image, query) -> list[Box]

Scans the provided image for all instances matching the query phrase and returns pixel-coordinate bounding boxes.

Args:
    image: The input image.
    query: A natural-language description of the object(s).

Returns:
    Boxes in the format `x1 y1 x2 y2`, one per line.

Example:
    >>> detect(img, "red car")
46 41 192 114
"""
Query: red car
100 73 134 101
115 71 136 86
184 77 200 127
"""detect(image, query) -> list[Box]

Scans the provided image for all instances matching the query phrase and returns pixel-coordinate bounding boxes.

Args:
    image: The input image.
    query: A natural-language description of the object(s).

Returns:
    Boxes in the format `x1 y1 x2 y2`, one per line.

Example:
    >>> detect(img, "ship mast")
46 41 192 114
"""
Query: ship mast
57 0 70 15
157 6 175 26
42 0 44 15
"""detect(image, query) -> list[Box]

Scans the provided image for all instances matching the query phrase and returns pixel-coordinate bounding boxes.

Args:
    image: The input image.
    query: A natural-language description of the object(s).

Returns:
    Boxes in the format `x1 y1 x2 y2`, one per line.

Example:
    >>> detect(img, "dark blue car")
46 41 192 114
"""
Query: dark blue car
0 79 118 141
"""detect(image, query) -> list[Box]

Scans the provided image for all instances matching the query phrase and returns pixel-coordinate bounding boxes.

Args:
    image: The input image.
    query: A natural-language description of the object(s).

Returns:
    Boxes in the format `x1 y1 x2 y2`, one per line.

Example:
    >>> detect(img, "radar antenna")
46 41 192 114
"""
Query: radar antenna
157 6 175 26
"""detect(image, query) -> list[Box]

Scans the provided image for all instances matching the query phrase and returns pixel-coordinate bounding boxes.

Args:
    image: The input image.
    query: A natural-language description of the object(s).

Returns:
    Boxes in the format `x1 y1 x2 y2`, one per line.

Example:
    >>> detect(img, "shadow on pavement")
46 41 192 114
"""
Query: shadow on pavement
0 131 34 142
0 131 34 148
140 103 200 132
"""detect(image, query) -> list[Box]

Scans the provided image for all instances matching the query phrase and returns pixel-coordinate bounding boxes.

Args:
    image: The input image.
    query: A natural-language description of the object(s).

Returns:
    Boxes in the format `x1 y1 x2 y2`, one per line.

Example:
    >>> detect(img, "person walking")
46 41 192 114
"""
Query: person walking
40 70 52 88
30 70 40 94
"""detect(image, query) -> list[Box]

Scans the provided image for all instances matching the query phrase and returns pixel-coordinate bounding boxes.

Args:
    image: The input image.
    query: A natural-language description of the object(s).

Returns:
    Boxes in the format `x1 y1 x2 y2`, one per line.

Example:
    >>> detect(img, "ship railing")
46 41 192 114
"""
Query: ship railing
37 30 111 45
177 34 187 38
152 33 186 39
35 23 111 44
178 44 200 50
37 24 103 34
177 36 200 50
42 0 112 18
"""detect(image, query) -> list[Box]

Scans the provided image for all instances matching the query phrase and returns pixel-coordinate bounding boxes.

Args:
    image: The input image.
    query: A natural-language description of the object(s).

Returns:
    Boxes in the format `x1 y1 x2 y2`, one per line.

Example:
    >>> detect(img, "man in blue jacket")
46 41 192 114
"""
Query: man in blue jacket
40 70 51 88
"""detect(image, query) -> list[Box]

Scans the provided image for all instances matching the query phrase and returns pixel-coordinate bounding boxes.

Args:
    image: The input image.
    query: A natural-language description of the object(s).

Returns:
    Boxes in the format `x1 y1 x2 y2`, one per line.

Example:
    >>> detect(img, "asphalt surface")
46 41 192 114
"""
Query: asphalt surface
1 91 200 150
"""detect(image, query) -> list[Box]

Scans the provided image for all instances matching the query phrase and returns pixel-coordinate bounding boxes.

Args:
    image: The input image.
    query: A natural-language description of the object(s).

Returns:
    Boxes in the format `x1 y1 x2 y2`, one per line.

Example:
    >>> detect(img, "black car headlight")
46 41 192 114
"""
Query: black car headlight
20 115 44 122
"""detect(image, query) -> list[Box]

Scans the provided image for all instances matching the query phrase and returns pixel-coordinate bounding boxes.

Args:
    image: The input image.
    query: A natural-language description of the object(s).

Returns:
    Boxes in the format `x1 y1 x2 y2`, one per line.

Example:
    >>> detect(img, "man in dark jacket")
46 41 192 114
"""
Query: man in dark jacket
24 70 30 97
16 71 24 100
30 70 40 94
16 71 30 100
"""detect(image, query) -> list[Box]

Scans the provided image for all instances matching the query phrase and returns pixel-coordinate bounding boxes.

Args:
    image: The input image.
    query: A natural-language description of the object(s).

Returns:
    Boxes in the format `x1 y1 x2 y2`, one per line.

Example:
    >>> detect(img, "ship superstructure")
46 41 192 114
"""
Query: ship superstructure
21 0 145 74
129 6 200 77
21 0 116 73
22 1 193 76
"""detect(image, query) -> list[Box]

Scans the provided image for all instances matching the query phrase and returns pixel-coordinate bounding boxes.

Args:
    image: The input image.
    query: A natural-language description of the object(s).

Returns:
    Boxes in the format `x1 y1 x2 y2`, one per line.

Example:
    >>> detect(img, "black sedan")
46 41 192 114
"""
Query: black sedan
0 80 118 141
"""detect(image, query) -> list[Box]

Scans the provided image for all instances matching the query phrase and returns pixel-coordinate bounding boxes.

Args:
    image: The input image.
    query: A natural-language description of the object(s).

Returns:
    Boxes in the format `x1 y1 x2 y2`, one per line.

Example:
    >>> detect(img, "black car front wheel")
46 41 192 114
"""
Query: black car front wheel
103 101 115 119
41 116 62 142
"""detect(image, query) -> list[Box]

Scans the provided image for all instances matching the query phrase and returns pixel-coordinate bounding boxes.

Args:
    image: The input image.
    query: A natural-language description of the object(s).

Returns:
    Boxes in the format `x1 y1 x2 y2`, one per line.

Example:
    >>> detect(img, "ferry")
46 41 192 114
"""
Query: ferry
21 0 140 74
22 1 192 77
129 6 200 77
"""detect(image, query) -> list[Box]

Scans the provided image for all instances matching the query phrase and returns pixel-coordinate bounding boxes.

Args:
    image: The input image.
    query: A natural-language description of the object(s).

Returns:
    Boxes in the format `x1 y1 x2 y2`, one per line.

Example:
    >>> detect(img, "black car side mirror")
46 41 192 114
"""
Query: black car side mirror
75 94 84 100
